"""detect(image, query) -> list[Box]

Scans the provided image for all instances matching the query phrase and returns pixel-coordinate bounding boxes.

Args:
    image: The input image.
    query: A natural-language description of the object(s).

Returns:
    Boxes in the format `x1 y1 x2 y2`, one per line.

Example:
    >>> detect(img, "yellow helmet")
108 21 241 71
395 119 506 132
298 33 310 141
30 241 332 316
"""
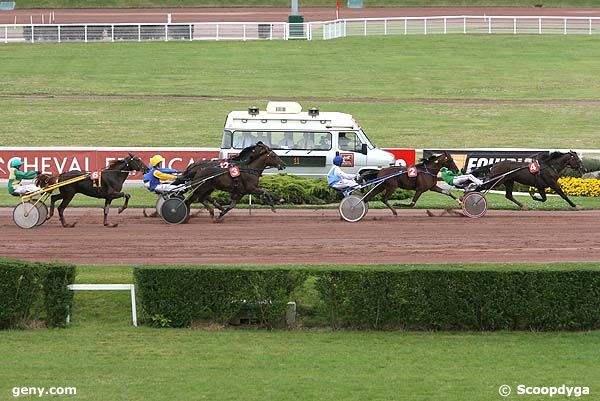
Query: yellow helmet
150 154 164 167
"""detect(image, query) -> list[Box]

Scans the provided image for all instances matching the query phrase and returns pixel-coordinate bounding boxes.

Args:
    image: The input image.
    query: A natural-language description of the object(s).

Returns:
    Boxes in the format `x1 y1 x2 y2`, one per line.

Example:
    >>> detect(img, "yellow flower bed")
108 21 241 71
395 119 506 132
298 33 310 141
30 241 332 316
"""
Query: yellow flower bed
534 177 600 197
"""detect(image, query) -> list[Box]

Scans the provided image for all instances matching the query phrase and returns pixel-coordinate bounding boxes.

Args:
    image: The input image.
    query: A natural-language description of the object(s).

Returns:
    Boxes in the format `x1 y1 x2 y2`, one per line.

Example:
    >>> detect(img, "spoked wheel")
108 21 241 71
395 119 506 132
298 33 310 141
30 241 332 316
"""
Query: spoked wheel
160 197 189 225
155 195 167 217
339 195 368 222
13 202 40 229
461 191 488 218
35 202 48 226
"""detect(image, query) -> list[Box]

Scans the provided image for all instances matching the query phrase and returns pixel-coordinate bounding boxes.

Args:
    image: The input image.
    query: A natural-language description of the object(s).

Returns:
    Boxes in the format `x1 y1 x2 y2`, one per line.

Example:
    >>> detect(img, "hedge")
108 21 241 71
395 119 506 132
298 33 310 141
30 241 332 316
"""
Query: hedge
134 266 600 331
0 258 75 329
211 174 412 205
134 267 307 327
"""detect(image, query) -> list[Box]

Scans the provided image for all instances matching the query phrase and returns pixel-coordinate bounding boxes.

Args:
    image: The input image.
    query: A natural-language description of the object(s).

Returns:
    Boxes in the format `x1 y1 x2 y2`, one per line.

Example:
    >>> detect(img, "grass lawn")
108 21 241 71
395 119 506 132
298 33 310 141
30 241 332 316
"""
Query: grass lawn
2 36 600 148
1 185 598 209
2 263 600 401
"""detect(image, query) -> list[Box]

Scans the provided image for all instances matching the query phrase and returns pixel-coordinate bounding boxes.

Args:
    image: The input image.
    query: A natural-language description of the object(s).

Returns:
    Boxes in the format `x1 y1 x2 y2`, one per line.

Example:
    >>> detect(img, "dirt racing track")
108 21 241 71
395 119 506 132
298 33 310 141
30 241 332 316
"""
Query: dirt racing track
2 207 599 265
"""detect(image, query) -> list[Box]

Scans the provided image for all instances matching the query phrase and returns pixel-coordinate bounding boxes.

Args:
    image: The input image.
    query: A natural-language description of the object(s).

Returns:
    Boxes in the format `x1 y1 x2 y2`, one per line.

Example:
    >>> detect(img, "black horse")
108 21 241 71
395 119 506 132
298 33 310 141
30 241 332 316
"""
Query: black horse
363 151 460 216
184 142 286 221
472 150 585 209
39 153 148 227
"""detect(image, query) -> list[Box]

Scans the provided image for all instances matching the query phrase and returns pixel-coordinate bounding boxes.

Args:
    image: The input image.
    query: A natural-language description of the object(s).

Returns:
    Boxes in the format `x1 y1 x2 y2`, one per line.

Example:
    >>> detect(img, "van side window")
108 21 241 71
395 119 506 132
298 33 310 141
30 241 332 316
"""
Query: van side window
339 132 361 151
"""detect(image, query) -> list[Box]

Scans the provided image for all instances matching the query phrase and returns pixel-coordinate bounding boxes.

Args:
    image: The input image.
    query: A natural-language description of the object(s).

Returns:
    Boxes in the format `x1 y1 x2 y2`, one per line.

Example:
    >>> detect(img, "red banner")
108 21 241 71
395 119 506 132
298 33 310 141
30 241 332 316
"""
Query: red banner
0 148 220 180
383 148 416 167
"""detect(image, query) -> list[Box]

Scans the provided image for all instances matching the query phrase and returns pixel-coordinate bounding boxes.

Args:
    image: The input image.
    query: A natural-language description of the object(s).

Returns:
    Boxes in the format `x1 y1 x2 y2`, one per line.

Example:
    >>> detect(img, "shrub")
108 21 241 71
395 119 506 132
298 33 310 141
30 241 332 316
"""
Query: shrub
0 258 75 329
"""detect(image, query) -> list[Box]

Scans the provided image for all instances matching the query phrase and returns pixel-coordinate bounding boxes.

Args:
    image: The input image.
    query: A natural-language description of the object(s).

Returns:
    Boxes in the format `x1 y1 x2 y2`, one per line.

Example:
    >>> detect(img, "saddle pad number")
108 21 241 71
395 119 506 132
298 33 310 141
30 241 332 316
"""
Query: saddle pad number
407 166 418 178
90 171 100 180
229 166 241 178
528 161 540 174
219 161 230 169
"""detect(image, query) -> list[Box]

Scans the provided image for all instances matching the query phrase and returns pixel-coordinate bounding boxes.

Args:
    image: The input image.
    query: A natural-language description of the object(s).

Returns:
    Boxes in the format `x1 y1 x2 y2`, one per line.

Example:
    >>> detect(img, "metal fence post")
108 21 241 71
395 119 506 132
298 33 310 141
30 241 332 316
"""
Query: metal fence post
424 18 427 34
538 17 541 34
514 18 516 34
444 17 447 34
488 16 492 34
189 24 192 41
269 24 272 40
243 23 246 41
215 23 218 41
165 24 168 41
138 24 141 41
111 25 114 42
364 19 367 36
384 18 387 35
589 18 592 35
404 18 407 35
463 17 466 34
4 26 7 44
564 18 567 35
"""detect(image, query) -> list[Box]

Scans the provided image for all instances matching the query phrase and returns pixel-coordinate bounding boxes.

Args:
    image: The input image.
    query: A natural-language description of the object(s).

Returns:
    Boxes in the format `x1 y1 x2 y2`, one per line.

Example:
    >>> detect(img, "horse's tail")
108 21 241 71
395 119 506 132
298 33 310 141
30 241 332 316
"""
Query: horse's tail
35 173 57 188
469 164 493 179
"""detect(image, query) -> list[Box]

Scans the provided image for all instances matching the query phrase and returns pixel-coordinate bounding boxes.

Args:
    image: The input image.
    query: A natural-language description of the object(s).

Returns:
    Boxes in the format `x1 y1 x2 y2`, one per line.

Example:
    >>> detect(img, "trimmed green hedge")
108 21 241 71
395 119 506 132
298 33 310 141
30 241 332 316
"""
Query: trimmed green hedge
134 267 307 328
0 258 75 329
212 174 412 205
135 266 600 331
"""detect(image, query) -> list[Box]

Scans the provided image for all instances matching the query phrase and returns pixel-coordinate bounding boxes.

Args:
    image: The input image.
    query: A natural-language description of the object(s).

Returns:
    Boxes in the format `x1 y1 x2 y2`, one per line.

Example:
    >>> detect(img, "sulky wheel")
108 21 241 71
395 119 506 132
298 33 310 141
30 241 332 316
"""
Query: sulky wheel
35 201 48 226
160 197 189 225
461 191 488 219
339 195 368 222
13 202 40 229
155 195 167 218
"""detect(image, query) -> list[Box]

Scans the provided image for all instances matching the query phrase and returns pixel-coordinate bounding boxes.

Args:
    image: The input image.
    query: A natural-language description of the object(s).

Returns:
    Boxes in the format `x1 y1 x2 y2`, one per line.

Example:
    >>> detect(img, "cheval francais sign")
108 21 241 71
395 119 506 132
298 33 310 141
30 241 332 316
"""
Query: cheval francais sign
0 148 220 180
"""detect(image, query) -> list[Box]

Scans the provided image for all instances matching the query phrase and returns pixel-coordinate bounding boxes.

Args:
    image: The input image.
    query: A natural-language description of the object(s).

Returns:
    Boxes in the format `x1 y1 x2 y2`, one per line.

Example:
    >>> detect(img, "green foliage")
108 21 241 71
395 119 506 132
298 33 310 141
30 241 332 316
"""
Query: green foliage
210 174 411 206
0 258 75 329
135 265 600 331
134 267 308 328
315 269 600 330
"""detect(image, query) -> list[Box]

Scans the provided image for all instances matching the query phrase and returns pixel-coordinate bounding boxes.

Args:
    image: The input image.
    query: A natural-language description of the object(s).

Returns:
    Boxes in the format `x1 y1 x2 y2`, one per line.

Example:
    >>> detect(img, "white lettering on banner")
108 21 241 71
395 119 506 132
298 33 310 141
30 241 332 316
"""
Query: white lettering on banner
465 157 533 172
23 158 37 171
168 158 182 169
55 157 68 173
69 158 83 171
41 157 52 173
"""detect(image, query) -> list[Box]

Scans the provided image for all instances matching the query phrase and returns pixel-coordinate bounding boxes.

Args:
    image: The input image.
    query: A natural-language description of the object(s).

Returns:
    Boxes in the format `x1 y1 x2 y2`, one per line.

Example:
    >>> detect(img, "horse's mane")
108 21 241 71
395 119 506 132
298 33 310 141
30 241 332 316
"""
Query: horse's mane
231 144 257 162
106 158 126 169
419 154 438 164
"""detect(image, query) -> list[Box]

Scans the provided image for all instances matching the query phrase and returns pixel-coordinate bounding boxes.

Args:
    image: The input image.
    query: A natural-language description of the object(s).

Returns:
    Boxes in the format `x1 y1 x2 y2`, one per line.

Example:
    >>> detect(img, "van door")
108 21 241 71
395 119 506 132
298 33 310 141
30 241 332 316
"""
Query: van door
337 131 367 173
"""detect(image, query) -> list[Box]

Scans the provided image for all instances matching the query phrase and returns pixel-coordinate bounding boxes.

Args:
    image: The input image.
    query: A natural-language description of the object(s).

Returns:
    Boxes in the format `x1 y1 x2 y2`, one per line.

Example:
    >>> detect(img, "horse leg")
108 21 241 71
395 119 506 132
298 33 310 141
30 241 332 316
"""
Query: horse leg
548 182 578 208
117 192 130 214
104 198 118 228
530 186 547 202
503 181 527 210
47 192 64 220
57 193 76 228
216 197 239 222
380 185 397 216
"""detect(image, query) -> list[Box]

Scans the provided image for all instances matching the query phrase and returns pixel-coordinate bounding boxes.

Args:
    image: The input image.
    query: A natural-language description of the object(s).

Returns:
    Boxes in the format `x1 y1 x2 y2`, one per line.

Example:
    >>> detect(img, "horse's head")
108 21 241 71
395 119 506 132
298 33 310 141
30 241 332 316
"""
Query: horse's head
35 173 56 188
567 150 586 174
254 142 286 170
429 151 459 173
123 153 150 173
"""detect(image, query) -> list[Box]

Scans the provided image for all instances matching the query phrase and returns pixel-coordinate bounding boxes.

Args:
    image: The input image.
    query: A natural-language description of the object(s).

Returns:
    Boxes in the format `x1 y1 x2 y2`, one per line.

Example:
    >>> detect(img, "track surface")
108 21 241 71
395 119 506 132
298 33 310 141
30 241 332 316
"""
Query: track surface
4 6 600 24
3 207 599 265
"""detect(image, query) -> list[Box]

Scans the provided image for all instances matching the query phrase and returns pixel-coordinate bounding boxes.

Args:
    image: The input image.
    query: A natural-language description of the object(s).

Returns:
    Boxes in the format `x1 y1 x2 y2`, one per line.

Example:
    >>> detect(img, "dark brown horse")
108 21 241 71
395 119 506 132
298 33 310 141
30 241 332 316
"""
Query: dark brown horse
39 153 148 227
185 142 286 221
472 150 585 209
363 151 460 216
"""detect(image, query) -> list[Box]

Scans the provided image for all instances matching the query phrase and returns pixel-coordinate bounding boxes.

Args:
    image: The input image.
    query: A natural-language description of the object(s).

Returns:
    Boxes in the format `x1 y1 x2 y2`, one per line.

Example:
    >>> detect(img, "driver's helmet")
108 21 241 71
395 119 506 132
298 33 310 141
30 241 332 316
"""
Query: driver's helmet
10 158 23 168
333 155 343 166
150 154 165 167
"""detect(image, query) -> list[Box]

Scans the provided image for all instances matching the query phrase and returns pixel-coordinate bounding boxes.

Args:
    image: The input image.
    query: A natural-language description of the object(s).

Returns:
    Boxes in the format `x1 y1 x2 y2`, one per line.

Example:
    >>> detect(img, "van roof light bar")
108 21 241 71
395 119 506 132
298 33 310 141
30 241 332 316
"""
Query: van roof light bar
248 106 259 116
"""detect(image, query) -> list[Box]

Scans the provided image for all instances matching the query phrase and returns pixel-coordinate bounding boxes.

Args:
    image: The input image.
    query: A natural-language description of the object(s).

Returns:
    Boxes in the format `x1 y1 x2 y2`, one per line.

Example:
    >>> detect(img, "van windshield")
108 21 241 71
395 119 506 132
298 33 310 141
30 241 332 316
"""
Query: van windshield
360 129 376 149
231 131 331 150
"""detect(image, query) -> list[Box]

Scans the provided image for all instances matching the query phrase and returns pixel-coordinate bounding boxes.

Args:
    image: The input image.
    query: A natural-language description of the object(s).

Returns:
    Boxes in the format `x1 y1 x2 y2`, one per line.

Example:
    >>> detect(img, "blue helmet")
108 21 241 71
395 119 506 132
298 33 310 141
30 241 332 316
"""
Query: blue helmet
333 155 343 166
10 158 23 168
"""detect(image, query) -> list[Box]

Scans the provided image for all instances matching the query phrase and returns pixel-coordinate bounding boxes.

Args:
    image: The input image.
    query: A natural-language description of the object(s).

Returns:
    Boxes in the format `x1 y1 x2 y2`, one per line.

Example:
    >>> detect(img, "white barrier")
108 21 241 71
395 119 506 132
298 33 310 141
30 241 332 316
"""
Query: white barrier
67 284 137 326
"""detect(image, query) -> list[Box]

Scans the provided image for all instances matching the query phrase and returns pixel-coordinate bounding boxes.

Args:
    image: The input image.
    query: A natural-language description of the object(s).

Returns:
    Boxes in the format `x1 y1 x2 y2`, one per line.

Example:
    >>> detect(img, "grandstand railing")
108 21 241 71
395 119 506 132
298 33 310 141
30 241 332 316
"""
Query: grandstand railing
3 16 600 43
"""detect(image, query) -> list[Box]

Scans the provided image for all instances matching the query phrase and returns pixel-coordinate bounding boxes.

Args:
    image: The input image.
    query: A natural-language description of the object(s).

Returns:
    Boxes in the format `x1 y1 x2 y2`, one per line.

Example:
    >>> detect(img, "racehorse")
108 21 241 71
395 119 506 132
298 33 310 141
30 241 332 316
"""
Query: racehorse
363 151 460 216
471 150 585 209
39 153 148 227
184 142 286 221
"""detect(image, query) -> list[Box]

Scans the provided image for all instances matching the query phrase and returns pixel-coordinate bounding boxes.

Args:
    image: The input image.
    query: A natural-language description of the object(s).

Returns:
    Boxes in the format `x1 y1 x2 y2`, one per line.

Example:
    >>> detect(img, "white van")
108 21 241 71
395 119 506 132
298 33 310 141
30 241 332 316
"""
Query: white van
219 101 395 177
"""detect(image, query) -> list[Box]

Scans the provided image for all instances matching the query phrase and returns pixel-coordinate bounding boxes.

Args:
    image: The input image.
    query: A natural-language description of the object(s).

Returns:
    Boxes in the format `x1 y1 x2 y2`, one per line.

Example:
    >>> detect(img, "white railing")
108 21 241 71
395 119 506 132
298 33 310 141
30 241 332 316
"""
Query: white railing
3 16 600 43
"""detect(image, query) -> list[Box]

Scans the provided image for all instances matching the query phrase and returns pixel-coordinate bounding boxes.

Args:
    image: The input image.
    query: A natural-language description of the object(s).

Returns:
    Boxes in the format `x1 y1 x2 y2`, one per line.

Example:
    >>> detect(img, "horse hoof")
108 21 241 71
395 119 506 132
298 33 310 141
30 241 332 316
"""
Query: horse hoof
104 223 119 228
575 205 583 210
520 205 529 211
426 210 435 217
118 208 125 214
63 223 76 228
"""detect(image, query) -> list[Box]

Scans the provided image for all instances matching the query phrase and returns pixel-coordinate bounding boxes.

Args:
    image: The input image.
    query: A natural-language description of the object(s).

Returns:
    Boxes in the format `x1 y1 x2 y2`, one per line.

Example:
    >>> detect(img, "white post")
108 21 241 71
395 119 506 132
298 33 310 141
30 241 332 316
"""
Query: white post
344 19 347 37
488 16 491 33
444 17 447 34
404 18 407 35
384 19 387 35
130 285 137 327
514 17 516 34
424 17 427 34
165 24 168 41
538 17 541 34
138 24 141 41
189 24 192 41
463 17 466 34
284 23 288 40
364 19 367 36
84 25 87 42
111 25 114 42
57 25 61 43
589 18 592 35
215 23 219 41
167 13 171 24
243 23 246 41
269 24 272 40
31 24 34 43
564 18 567 35
4 26 7 44
41 14 44 24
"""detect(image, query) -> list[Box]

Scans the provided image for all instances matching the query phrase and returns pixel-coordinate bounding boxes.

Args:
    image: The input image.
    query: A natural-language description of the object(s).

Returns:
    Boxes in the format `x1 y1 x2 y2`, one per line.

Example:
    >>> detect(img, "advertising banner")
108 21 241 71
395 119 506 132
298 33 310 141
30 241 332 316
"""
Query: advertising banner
0 148 220 180
423 149 549 173
383 148 416 167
